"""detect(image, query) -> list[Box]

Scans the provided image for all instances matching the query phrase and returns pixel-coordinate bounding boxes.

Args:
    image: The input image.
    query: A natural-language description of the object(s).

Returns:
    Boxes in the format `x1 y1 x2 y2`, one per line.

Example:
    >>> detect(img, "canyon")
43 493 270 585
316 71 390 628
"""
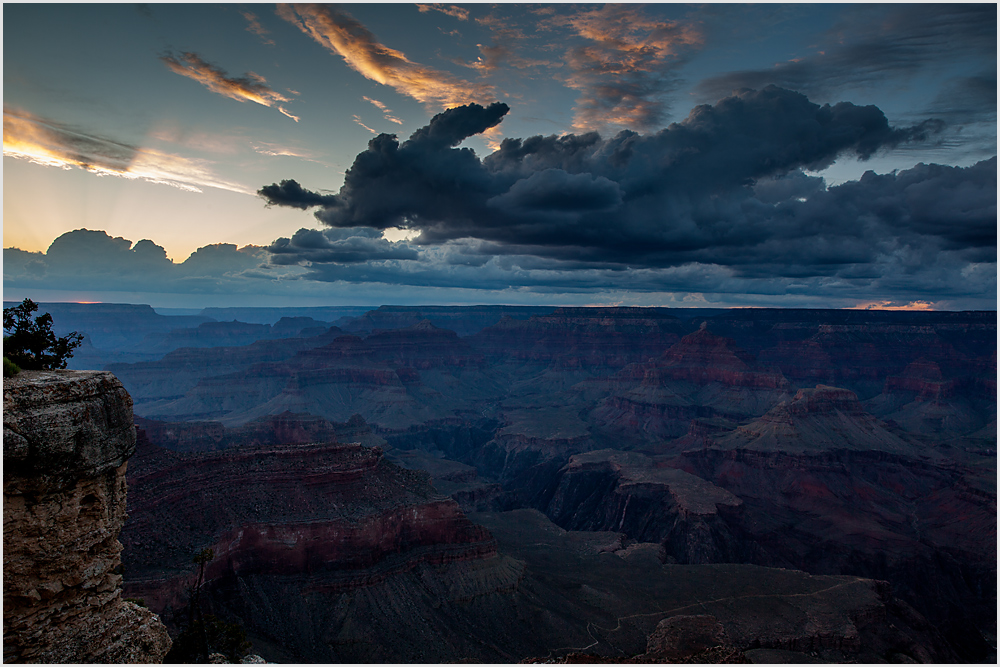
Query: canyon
19 303 996 662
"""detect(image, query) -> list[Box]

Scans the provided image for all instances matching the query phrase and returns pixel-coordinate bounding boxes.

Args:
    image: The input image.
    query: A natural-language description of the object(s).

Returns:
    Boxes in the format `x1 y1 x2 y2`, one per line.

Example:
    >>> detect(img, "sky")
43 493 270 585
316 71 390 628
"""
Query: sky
3 3 996 310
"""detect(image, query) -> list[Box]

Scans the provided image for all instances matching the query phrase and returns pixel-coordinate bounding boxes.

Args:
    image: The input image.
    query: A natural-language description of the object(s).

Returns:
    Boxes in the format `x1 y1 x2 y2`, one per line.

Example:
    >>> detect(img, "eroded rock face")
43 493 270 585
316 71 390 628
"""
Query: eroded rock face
3 370 171 663
546 449 747 564
120 434 506 653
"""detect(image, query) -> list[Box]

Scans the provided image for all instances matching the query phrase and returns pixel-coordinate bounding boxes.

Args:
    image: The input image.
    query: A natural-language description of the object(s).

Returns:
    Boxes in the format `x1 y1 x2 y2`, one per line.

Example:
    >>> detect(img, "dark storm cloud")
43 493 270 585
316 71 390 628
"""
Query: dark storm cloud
260 87 949 265
405 101 509 150
695 5 996 116
260 101 510 230
255 87 994 307
268 228 419 265
258 179 339 210
487 169 622 214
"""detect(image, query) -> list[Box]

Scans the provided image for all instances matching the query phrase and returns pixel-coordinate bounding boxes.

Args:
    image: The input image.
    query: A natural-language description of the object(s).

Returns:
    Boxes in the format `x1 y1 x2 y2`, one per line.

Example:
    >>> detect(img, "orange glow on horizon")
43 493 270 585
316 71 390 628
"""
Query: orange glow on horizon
847 300 937 311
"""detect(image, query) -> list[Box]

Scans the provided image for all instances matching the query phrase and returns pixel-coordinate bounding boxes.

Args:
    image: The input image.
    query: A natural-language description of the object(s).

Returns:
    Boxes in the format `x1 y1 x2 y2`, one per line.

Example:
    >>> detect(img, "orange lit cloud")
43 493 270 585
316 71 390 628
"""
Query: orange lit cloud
847 301 937 311
546 5 703 131
363 96 404 125
352 115 378 134
3 107 253 195
161 52 299 121
416 4 469 21
277 3 494 110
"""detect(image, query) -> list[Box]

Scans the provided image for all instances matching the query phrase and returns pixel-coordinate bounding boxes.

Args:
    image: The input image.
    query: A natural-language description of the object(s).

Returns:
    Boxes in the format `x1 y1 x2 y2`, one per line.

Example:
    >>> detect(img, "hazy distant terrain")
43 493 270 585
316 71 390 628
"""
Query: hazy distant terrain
35 302 995 662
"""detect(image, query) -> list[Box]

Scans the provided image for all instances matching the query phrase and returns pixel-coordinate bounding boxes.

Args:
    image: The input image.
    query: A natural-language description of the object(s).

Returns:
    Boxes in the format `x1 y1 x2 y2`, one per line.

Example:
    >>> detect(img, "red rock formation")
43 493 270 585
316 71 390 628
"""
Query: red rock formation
712 385 916 455
591 328 791 441
883 359 956 399
668 385 996 659
545 449 745 564
757 324 968 394
656 327 789 389
3 370 171 663
471 307 687 369
134 415 227 451
121 437 498 617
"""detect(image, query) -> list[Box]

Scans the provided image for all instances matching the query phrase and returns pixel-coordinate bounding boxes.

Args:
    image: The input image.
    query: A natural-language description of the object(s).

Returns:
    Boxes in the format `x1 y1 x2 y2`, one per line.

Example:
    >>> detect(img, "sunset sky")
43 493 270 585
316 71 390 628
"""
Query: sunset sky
3 3 996 309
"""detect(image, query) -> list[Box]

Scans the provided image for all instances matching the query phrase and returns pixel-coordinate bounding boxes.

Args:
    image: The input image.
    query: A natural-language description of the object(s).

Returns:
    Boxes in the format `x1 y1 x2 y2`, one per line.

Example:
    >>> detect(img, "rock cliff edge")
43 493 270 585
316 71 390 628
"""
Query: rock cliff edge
4 370 171 663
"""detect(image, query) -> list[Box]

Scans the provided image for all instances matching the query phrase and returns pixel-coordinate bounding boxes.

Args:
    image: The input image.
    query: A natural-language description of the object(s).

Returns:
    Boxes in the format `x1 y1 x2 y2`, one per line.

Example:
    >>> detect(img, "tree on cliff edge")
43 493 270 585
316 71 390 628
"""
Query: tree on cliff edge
3 299 82 371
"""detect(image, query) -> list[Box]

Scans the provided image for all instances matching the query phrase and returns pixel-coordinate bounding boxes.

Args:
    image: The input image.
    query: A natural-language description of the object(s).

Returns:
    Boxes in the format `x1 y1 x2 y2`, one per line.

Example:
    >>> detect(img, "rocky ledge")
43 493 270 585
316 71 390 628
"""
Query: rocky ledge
3 370 171 663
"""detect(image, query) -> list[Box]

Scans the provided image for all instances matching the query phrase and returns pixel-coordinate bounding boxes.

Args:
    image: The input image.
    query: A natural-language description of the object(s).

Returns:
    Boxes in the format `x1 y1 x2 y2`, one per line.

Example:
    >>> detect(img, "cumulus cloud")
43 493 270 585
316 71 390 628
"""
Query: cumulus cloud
3 106 253 194
268 227 419 264
259 179 340 210
260 88 947 257
256 88 994 306
277 3 494 110
161 52 299 121
3 229 273 295
542 4 703 132
259 101 508 229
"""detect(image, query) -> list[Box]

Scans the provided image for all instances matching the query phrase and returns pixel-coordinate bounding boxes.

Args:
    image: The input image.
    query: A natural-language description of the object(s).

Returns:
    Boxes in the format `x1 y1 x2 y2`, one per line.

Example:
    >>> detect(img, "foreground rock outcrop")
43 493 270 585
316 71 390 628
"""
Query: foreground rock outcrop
3 370 171 663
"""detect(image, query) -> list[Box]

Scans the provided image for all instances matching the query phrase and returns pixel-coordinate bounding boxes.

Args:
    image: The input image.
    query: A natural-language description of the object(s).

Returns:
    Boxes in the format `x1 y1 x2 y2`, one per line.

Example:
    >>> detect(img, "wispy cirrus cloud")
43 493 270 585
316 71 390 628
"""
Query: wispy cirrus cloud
352 114 378 134
544 5 702 132
251 141 324 164
276 3 494 110
416 4 469 22
468 10 559 73
240 10 275 46
695 4 996 104
363 96 403 125
3 106 253 195
161 52 299 121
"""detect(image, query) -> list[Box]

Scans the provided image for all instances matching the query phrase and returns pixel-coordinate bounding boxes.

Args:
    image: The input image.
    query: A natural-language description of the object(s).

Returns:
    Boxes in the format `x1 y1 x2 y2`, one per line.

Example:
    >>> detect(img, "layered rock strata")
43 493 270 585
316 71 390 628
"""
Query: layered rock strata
121 435 504 631
673 385 996 659
3 370 171 663
546 449 747 564
592 327 791 442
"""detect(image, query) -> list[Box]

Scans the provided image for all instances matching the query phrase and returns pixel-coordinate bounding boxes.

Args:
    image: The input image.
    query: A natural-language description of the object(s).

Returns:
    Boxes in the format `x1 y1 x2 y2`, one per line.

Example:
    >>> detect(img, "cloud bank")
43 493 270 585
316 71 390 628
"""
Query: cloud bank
5 90 993 310
3 229 277 296
252 88 994 308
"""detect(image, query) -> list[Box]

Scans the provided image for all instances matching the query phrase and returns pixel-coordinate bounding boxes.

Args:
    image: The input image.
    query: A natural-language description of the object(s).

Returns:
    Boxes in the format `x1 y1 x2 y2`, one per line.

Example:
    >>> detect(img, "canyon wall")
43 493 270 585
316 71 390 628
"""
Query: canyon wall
3 370 171 663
